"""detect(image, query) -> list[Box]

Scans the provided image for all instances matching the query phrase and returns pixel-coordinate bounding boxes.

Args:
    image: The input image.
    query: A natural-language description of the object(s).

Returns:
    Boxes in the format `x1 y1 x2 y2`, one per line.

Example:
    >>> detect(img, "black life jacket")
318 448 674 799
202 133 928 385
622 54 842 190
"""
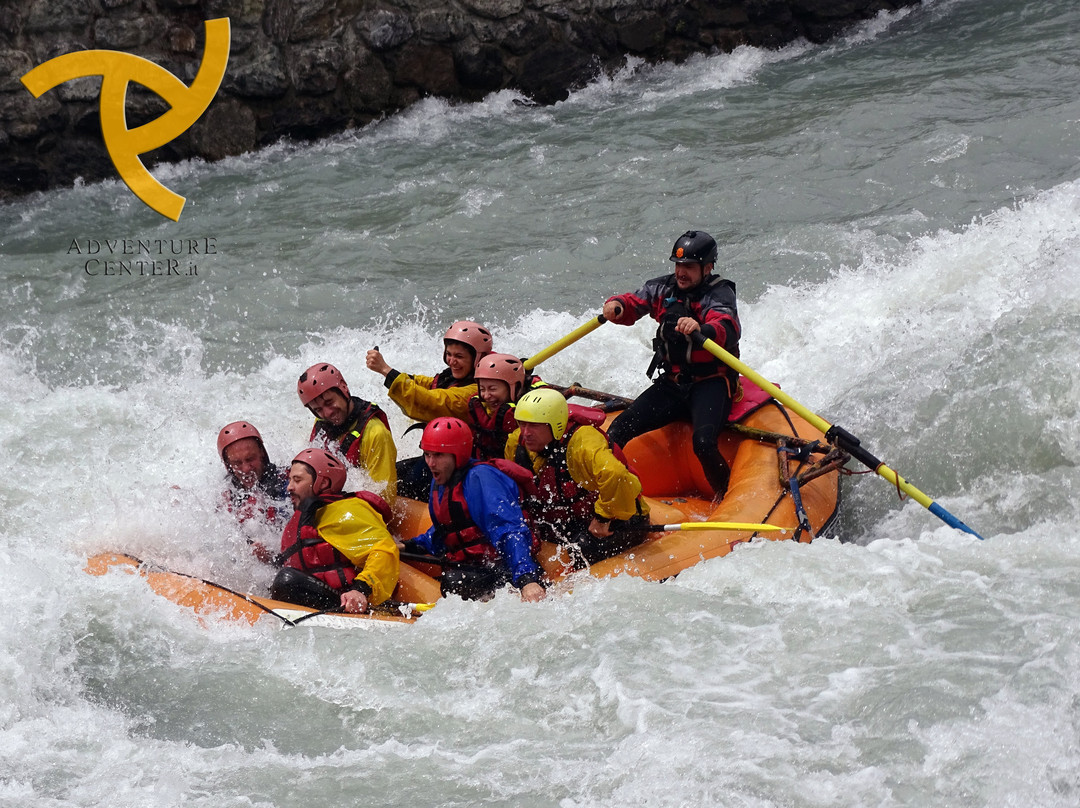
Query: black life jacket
649 276 739 385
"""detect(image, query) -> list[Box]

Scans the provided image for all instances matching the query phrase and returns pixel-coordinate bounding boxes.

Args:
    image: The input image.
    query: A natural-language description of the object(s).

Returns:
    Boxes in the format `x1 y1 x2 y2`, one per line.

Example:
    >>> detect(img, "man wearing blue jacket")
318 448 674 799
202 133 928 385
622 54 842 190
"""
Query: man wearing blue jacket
402 417 546 602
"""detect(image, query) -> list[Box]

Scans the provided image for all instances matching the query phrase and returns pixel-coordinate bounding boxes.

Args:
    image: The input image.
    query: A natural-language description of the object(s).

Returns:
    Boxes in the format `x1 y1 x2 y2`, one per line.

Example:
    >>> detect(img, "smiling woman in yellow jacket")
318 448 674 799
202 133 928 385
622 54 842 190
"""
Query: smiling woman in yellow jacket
364 320 494 422
365 321 496 498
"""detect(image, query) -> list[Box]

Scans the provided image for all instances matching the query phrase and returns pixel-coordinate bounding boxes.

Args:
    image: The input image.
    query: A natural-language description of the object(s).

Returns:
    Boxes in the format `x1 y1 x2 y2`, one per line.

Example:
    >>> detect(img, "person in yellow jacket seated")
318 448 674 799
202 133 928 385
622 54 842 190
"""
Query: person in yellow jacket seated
270 448 400 614
297 362 397 505
506 388 650 567
366 320 494 497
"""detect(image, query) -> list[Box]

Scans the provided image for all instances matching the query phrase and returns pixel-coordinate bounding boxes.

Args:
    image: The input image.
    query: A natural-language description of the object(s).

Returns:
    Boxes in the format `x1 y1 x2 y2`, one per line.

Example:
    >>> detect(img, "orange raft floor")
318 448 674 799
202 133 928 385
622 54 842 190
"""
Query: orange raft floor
391 400 843 584
87 398 841 626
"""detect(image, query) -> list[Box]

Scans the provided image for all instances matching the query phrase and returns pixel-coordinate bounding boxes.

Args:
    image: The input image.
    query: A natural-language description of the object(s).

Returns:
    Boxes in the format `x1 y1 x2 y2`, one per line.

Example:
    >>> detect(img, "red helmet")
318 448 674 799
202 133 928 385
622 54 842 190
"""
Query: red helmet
474 353 526 401
291 448 347 495
216 421 264 462
297 363 350 406
443 321 493 360
419 417 473 468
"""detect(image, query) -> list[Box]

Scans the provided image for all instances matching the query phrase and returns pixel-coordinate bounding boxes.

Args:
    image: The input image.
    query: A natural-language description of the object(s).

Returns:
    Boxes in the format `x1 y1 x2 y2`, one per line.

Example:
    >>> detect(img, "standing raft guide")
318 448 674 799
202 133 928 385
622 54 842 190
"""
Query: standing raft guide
86 229 985 626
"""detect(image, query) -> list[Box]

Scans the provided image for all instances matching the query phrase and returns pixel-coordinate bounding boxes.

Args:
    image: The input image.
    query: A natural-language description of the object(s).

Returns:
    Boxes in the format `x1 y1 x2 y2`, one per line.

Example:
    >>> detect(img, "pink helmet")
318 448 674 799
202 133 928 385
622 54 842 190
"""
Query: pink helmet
216 421 264 462
419 417 473 468
291 448 347 495
474 353 526 401
297 363 350 406
443 321 493 360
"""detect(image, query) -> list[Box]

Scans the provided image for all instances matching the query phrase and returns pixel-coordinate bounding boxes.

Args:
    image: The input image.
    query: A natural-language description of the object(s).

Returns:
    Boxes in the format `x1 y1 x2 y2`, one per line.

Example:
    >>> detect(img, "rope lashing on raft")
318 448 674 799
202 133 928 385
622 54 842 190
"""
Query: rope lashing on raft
689 331 987 540
778 443 816 542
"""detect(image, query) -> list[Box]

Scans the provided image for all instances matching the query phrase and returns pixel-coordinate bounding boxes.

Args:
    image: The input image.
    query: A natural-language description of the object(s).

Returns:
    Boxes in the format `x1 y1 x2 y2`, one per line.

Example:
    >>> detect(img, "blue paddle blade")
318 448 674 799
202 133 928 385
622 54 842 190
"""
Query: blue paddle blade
928 502 986 540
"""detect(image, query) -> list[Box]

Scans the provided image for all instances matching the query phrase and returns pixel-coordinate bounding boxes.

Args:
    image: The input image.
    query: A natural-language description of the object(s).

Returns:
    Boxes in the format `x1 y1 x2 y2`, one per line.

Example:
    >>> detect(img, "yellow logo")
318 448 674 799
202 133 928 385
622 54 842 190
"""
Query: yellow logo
21 18 231 221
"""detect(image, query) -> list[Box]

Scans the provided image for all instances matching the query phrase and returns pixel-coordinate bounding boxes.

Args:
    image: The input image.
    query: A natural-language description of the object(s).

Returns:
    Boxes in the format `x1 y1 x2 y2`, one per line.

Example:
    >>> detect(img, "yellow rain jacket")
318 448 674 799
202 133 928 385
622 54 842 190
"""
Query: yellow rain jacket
505 424 648 522
312 412 398 505
314 497 400 606
351 418 398 505
386 372 477 422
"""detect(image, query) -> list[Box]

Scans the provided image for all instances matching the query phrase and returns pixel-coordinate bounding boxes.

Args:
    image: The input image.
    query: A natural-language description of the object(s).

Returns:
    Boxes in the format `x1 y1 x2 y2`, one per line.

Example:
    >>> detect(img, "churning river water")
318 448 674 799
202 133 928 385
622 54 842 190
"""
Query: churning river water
2 0 1080 804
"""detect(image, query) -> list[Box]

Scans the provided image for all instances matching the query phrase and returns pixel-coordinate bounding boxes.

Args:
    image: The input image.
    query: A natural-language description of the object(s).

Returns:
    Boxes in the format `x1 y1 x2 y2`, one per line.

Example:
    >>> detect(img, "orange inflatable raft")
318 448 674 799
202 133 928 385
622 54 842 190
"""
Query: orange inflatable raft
87 379 843 627
582 399 843 581
85 552 443 628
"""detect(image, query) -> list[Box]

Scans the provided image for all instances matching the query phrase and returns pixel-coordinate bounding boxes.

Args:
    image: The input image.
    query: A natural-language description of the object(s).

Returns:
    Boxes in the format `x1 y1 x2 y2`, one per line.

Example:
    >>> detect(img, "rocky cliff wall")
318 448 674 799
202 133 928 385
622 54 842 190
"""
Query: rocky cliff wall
0 0 920 200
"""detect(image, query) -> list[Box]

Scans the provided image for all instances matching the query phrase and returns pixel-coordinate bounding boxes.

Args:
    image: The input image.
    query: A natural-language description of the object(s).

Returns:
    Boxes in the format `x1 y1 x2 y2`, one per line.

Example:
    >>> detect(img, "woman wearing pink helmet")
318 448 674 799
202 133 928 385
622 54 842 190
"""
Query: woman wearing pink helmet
365 320 494 497
465 352 539 460
365 320 494 423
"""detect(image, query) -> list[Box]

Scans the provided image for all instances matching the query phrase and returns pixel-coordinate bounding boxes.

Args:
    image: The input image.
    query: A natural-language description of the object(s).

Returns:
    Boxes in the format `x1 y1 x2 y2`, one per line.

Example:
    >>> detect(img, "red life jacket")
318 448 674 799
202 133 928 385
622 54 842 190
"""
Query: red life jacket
486 456 539 497
429 459 539 563
429 367 471 389
514 422 632 528
224 490 284 525
309 399 391 466
567 402 605 428
277 491 392 590
429 469 502 566
466 396 517 460
464 376 549 460
222 465 289 525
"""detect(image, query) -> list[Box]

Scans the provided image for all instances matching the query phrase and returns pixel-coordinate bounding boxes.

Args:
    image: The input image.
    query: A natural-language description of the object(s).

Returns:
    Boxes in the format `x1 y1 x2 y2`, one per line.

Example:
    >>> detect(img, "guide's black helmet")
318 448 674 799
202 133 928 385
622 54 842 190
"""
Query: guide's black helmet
669 230 718 265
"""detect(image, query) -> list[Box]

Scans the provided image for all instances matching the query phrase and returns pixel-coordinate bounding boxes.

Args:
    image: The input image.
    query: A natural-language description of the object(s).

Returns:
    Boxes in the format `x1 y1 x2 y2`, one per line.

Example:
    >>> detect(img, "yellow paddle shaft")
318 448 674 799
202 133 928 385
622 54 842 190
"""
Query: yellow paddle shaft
696 335 936 511
524 315 606 371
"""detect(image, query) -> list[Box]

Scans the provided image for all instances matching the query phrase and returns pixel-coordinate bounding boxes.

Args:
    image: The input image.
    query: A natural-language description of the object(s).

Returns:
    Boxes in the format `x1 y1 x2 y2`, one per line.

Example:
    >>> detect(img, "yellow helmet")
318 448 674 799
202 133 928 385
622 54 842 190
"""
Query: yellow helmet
514 388 569 440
